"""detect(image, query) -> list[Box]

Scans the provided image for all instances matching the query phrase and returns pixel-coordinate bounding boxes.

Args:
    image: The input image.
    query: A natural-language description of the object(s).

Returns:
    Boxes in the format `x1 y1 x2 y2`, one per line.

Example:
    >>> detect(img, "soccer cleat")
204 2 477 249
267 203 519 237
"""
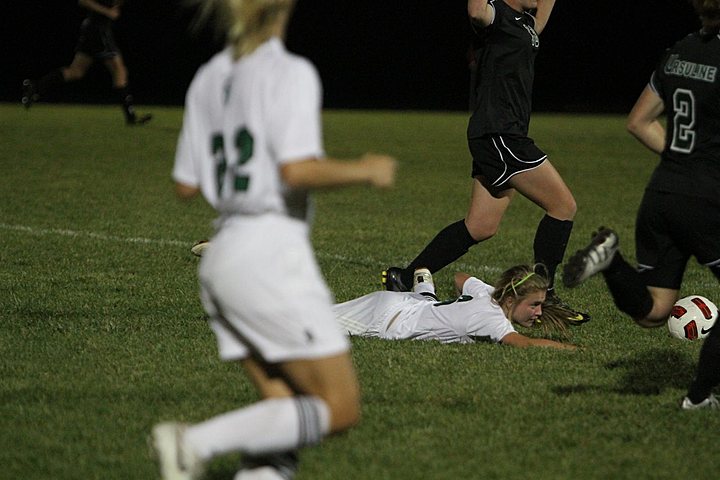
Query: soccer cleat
543 293 591 326
21 79 38 109
381 266 410 292
562 227 619 288
127 113 153 126
681 394 720 410
190 240 209 257
412 268 434 289
411 268 438 300
151 422 204 480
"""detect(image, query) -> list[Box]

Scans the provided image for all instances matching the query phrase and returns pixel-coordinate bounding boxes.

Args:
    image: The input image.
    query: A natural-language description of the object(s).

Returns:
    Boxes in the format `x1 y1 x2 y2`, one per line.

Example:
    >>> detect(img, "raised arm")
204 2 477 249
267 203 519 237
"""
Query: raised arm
500 332 576 350
78 0 120 20
468 0 495 27
533 0 557 35
626 85 666 155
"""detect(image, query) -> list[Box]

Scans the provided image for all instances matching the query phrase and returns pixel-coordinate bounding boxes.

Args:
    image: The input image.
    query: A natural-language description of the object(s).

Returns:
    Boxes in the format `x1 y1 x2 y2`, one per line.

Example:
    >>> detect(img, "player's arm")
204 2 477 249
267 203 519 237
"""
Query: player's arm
280 154 397 190
468 0 494 27
500 332 576 350
454 272 472 294
626 85 666 155
175 182 200 200
533 0 557 35
78 0 120 20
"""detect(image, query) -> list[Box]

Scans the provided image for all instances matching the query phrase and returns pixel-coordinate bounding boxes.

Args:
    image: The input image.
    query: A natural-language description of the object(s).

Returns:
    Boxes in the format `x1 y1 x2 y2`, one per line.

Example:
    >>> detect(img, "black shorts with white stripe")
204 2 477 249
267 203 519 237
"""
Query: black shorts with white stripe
468 134 547 191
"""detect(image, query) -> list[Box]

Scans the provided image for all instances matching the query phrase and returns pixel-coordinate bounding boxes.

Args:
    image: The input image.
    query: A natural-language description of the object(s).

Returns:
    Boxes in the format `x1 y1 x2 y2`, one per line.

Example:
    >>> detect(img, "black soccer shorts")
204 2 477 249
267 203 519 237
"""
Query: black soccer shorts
636 189 720 289
468 134 547 190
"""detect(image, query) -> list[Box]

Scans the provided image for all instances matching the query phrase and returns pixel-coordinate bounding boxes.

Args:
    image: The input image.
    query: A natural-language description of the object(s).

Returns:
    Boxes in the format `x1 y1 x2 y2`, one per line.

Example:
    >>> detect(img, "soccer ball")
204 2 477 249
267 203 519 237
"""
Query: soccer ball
667 295 718 341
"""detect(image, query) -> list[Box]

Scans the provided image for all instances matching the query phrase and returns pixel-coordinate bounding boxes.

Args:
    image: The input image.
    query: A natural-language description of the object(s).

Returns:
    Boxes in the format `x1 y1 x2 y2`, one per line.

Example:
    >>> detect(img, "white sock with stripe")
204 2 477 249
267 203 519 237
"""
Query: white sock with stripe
184 396 330 461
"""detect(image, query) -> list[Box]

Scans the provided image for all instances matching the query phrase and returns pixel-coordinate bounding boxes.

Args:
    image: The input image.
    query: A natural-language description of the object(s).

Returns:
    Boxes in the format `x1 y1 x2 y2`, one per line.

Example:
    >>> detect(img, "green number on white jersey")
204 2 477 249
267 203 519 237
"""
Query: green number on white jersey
211 127 255 195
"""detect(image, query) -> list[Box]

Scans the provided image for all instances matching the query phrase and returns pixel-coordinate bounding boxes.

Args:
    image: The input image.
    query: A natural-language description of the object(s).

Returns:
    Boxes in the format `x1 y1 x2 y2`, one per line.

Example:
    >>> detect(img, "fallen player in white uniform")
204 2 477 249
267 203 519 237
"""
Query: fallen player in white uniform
333 266 576 350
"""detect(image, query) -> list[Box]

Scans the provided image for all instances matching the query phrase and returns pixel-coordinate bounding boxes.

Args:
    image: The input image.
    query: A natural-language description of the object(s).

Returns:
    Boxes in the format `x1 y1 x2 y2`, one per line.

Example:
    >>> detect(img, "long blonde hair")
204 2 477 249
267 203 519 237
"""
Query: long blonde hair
491 264 549 306
491 264 570 338
190 0 295 58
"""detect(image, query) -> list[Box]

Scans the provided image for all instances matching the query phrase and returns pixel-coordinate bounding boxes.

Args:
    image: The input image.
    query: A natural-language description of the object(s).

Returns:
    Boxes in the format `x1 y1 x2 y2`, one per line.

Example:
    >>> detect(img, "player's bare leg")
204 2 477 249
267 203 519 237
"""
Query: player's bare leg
104 55 152 125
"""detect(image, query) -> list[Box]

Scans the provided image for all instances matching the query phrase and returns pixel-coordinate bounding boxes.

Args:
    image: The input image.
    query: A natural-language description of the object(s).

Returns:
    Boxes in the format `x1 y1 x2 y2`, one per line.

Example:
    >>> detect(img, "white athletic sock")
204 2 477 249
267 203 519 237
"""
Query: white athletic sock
184 396 330 461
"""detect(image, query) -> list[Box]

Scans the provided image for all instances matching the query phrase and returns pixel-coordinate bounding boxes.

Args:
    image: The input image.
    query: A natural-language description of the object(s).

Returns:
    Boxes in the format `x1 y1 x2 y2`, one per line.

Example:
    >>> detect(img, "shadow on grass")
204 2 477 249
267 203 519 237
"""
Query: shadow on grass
553 347 697 396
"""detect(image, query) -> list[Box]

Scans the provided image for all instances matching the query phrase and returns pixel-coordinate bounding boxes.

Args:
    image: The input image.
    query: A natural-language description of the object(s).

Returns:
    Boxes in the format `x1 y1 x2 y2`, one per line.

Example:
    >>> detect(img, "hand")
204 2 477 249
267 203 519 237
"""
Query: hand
360 153 397 189
107 5 121 20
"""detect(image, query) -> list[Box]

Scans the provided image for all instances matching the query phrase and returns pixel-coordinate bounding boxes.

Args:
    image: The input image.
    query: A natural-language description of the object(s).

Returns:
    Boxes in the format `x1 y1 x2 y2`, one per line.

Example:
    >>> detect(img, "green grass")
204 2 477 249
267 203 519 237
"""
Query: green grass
1 103 718 479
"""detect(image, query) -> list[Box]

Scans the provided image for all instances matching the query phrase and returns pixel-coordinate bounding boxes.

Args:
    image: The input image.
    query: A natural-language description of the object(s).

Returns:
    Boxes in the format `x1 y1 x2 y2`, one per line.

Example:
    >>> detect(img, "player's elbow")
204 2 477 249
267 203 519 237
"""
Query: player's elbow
625 118 641 138
626 114 651 140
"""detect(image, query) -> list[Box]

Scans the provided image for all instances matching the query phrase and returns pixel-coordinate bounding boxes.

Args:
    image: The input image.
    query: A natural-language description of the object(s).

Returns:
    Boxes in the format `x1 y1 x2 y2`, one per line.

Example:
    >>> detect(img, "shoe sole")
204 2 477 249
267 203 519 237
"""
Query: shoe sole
381 268 408 292
563 229 617 288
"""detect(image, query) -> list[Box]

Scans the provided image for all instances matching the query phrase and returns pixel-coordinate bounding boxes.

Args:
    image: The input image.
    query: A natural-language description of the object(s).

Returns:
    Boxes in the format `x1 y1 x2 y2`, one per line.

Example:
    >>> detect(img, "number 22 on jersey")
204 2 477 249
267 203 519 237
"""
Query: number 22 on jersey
211 127 255 195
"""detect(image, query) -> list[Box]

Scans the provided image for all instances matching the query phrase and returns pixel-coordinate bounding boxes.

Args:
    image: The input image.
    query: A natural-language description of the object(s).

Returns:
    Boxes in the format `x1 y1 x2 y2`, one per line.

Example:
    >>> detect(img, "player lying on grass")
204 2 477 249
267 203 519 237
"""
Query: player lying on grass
333 265 576 350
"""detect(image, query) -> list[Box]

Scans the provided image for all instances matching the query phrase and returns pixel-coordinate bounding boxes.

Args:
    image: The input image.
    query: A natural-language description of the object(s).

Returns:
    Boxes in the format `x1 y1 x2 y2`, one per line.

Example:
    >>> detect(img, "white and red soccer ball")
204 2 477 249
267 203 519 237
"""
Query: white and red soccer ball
667 295 718 341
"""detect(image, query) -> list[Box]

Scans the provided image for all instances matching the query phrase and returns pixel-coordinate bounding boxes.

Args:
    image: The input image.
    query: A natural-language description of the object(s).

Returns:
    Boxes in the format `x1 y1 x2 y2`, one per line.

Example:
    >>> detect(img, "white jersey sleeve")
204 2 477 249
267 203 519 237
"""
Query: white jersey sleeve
459 277 516 343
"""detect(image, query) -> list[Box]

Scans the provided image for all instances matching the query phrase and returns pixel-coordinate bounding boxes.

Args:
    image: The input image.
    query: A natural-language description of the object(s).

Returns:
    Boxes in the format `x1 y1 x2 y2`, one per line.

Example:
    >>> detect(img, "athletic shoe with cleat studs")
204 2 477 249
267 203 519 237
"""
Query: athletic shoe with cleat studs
151 422 204 480
681 394 719 410
563 227 619 288
21 79 38 109
127 113 153 126
381 267 410 292
190 239 209 257
412 268 434 289
543 293 591 326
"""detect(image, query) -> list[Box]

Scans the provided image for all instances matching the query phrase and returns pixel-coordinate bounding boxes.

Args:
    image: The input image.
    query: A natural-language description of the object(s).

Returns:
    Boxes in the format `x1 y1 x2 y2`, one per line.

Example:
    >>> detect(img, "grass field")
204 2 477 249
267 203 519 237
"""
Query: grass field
1 103 719 480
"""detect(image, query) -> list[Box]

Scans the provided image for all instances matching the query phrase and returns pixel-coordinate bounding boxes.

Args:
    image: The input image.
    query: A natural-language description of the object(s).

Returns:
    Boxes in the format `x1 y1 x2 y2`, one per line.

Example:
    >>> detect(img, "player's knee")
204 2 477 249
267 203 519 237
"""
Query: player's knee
63 66 86 81
547 197 576 221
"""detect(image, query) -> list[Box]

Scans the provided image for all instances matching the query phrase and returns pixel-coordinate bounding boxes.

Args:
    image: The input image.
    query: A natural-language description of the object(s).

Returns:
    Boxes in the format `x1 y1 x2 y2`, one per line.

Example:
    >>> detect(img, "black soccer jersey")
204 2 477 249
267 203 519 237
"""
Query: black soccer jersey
467 0 540 138
648 31 720 200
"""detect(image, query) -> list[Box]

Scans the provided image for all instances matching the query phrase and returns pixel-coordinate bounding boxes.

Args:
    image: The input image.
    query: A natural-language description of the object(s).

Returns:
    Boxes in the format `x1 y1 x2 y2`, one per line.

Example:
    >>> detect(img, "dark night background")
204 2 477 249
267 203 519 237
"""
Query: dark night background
1 0 702 112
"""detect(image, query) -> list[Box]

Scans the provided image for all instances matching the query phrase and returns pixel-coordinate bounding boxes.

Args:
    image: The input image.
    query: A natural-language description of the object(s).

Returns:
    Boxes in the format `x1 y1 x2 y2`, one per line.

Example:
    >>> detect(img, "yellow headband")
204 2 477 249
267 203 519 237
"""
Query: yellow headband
513 271 535 290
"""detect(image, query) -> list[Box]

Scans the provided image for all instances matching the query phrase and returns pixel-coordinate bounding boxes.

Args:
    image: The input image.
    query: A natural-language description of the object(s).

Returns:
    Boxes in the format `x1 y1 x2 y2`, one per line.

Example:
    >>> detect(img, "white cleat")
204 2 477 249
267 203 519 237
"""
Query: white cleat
190 240 210 257
151 422 204 480
681 394 719 410
412 268 434 289
563 227 619 288
412 268 438 300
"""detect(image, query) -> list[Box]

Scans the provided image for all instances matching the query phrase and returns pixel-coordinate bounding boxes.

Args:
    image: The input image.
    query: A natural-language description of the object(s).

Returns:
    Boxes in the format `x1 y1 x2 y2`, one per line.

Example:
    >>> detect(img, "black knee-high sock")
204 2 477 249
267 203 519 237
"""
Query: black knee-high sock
115 86 136 123
601 252 654 319
402 220 478 287
687 326 720 403
533 215 573 291
37 69 65 97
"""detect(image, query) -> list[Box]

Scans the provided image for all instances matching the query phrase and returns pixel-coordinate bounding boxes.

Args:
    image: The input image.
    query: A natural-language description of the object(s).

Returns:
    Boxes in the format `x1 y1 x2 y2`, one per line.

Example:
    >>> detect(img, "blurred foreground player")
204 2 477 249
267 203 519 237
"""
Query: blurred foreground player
150 1 397 479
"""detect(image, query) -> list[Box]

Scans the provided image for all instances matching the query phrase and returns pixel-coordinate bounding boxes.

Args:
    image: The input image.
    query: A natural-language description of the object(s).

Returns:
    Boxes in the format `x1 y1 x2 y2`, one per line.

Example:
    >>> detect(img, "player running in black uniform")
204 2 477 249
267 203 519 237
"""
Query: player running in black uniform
563 0 720 410
22 0 151 125
383 0 589 325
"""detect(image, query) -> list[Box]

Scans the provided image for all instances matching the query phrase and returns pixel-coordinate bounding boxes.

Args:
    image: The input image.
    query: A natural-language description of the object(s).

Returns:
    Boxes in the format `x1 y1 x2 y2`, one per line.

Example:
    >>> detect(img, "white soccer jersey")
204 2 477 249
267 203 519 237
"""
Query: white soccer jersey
173 39 324 223
334 277 517 344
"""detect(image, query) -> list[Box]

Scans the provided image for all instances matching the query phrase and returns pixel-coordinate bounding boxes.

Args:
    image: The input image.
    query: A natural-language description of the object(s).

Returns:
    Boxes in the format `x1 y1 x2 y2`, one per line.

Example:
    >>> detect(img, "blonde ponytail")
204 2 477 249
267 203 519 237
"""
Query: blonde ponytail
226 0 294 58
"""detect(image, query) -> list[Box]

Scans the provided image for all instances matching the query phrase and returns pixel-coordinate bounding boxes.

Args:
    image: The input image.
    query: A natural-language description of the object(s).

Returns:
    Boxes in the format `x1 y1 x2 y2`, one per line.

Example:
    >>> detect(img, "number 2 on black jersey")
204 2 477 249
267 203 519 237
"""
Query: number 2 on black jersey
670 89 696 154
211 127 254 195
